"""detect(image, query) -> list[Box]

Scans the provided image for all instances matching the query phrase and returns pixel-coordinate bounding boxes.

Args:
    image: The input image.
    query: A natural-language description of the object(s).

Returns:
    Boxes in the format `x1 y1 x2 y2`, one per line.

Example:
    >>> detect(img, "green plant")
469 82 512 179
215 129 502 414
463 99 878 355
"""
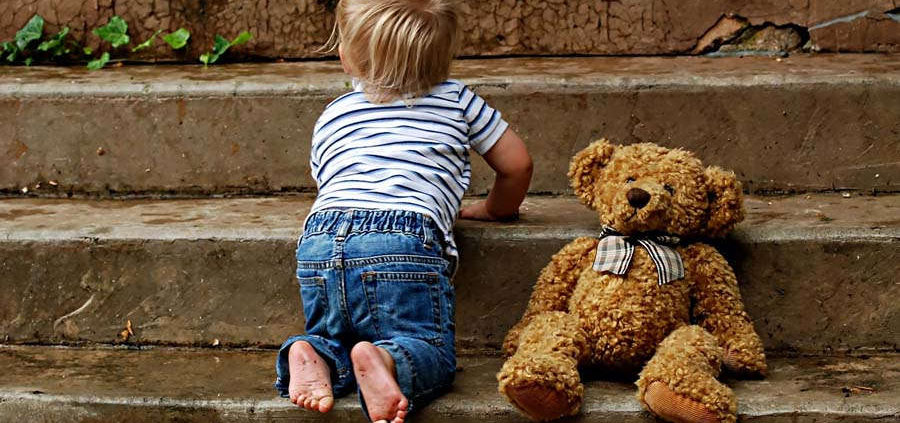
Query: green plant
0 14 252 69
163 28 191 49
2 14 45 65
86 52 110 70
93 16 130 48
200 31 252 65
132 29 162 52
38 27 72 57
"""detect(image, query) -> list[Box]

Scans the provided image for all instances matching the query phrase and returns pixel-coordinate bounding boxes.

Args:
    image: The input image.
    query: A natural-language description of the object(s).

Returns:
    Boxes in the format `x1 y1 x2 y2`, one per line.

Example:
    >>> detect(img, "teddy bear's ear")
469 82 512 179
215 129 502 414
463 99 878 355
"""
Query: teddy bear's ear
568 139 616 207
703 166 745 237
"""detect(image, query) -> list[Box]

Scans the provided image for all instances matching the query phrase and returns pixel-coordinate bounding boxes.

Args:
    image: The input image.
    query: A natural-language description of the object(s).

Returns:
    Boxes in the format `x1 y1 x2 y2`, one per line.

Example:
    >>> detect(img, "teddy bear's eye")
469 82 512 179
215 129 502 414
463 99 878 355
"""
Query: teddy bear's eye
663 184 675 195
626 177 636 183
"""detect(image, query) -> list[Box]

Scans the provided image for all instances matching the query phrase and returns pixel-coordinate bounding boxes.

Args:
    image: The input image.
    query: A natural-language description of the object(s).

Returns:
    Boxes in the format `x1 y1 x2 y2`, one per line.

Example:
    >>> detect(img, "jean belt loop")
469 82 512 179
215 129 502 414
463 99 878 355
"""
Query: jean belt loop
336 212 352 240
423 219 432 247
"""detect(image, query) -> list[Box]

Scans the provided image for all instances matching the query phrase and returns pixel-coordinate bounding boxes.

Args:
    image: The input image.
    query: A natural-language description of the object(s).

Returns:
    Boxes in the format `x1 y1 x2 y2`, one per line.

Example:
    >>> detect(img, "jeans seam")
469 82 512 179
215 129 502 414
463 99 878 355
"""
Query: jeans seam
345 254 447 268
361 273 383 340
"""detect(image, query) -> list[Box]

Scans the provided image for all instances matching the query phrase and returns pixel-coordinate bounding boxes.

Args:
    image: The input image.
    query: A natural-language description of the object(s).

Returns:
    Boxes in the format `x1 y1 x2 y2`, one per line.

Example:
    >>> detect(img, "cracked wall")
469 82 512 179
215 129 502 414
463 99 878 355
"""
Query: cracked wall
0 0 897 61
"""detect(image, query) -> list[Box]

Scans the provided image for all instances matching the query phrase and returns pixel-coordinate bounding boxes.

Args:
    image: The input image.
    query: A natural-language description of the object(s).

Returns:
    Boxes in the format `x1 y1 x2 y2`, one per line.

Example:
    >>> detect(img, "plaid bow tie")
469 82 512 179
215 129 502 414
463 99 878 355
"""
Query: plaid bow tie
592 226 685 285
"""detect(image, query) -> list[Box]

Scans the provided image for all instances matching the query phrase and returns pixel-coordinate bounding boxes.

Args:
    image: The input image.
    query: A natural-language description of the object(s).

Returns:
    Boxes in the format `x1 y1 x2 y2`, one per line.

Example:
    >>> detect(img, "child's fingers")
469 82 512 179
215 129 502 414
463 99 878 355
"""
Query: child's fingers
459 202 490 220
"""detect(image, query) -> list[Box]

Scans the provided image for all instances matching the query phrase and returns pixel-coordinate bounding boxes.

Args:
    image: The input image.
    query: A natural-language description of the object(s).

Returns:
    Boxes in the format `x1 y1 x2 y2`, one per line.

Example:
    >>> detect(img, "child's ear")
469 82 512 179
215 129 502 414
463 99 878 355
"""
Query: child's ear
703 166 745 237
338 44 352 75
568 139 616 207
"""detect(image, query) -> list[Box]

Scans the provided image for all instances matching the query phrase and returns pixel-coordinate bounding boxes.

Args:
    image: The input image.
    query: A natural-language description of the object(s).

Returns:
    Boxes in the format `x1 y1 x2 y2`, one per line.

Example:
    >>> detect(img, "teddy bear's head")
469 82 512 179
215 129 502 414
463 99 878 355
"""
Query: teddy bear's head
568 140 744 238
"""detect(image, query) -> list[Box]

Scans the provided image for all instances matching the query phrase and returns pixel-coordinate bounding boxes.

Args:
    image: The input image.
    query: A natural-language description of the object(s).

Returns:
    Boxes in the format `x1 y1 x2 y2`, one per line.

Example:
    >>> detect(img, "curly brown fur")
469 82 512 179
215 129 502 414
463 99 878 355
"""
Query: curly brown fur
637 326 736 423
498 140 766 422
684 244 767 375
502 237 598 356
572 247 692 371
498 312 587 421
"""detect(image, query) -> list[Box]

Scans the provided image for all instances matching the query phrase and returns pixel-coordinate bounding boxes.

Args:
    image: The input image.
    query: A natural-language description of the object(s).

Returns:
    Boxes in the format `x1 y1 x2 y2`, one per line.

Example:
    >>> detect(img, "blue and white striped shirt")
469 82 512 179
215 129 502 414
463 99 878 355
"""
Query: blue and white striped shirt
309 79 509 256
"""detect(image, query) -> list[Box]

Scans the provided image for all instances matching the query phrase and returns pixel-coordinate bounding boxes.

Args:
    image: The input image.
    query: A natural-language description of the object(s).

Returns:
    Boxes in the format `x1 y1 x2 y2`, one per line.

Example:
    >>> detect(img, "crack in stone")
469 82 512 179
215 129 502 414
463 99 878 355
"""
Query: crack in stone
809 10 870 30
693 14 810 56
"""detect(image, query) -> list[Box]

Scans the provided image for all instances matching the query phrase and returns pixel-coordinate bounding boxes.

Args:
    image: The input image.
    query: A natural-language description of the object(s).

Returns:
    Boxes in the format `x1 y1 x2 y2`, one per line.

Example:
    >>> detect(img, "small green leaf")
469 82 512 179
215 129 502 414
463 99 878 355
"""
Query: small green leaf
213 35 230 54
93 16 130 48
200 32 251 66
201 35 228 65
83 46 93 55
230 31 252 46
15 14 44 50
1 41 14 56
24 57 33 66
162 28 190 49
38 27 70 55
87 52 110 70
131 29 162 52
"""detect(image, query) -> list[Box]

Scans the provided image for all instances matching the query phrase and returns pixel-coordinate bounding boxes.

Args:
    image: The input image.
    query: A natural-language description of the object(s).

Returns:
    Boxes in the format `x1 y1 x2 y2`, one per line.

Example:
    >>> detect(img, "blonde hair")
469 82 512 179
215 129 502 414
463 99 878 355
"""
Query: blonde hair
325 0 460 103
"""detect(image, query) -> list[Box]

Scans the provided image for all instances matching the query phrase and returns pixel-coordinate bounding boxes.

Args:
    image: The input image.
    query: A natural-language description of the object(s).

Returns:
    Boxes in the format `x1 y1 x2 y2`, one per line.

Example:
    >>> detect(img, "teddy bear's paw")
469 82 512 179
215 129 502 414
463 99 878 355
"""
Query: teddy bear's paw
498 353 583 421
723 348 767 378
643 381 734 423
505 383 575 422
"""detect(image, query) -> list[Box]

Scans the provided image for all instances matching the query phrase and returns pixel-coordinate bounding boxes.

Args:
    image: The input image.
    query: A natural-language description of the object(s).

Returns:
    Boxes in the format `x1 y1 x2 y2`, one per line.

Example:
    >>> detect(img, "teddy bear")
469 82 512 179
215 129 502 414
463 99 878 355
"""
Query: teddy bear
497 140 768 423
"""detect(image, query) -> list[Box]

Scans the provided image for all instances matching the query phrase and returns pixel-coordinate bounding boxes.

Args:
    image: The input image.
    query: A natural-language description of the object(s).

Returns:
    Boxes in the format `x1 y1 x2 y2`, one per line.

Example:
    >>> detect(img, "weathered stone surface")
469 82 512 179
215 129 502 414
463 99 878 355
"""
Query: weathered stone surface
809 10 900 53
0 195 896 353
693 15 750 54
1 347 898 422
1 56 898 197
0 0 896 61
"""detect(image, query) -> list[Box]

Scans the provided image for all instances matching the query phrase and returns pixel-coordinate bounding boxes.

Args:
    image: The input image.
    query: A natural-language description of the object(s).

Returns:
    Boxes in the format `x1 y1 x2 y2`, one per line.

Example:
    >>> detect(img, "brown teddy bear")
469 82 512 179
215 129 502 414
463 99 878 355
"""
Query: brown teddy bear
497 140 767 423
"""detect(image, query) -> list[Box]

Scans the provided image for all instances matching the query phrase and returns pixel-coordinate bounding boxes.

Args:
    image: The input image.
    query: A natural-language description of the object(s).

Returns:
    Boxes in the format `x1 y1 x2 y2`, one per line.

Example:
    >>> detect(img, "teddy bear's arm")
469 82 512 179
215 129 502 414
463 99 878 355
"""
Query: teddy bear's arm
502 237 599 356
684 243 768 376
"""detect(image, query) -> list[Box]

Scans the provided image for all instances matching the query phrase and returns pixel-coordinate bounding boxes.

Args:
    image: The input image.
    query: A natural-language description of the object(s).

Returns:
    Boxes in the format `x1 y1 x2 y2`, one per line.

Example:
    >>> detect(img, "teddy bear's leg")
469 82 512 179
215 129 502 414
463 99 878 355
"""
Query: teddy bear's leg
497 311 587 421
637 325 737 423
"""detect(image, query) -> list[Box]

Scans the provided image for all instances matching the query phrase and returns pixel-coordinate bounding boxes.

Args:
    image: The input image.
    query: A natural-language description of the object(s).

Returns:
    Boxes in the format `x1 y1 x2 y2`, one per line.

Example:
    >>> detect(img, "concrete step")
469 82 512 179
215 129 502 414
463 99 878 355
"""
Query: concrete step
1 345 897 422
2 1 897 61
2 55 898 197
1 194 897 354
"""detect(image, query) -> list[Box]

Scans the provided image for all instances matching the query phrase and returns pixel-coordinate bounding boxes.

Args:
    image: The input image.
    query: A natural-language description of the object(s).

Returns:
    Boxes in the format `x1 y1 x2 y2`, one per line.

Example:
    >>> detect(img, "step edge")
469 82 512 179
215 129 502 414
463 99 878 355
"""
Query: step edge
2 391 897 419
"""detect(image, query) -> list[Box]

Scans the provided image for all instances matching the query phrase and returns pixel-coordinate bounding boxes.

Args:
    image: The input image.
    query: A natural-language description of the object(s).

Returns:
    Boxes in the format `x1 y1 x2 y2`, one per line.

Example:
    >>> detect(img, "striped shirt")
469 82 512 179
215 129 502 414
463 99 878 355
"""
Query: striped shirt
309 79 509 256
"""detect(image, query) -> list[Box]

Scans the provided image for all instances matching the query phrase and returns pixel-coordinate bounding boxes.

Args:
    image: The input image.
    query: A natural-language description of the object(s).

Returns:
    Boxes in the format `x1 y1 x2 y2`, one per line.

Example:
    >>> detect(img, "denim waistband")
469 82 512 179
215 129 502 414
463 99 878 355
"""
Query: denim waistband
304 209 441 239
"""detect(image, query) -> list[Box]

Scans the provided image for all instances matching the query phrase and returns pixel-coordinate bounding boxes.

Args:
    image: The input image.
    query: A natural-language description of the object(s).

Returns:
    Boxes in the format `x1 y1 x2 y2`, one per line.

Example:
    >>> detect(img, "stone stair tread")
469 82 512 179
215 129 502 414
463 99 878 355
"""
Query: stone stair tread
3 55 898 196
1 194 897 242
1 345 897 422
2 55 898 95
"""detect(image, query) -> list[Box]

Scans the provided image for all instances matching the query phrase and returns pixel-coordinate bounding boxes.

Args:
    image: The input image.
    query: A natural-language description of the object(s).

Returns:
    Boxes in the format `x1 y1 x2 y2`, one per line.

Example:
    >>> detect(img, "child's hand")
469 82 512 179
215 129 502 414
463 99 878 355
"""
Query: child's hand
460 201 520 221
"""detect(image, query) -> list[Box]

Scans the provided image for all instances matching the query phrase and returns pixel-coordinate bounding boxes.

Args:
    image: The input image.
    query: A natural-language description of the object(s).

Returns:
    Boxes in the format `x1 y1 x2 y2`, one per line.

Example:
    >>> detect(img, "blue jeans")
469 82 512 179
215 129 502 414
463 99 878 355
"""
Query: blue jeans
275 209 457 415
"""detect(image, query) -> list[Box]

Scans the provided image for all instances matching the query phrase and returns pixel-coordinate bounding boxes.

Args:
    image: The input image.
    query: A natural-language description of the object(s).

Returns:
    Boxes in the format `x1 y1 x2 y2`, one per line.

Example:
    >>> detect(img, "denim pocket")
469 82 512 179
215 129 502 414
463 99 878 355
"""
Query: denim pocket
298 276 328 331
362 271 444 346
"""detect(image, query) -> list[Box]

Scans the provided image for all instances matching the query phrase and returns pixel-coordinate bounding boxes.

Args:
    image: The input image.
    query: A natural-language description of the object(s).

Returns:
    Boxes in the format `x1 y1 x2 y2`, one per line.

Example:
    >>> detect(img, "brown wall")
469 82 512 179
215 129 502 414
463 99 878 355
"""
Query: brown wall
1 0 897 62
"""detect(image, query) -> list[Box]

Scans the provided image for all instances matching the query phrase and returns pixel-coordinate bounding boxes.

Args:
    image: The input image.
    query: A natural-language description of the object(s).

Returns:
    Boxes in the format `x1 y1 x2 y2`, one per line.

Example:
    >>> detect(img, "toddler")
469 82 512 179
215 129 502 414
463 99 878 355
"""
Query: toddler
274 0 533 422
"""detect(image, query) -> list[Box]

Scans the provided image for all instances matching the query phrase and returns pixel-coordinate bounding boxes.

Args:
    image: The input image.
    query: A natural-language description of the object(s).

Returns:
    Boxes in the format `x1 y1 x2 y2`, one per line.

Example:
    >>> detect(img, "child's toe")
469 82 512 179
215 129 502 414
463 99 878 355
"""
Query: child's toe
318 396 334 413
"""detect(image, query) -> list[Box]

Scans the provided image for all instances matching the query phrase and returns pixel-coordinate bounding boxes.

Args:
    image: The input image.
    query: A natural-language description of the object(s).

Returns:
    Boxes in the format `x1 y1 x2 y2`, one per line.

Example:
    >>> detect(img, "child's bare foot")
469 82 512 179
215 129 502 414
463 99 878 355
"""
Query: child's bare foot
287 341 334 413
351 342 409 423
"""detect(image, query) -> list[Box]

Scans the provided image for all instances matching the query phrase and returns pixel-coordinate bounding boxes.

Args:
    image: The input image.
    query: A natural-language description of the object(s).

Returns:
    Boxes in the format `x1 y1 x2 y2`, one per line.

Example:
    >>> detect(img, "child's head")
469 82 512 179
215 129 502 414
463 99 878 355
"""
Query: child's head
328 0 460 103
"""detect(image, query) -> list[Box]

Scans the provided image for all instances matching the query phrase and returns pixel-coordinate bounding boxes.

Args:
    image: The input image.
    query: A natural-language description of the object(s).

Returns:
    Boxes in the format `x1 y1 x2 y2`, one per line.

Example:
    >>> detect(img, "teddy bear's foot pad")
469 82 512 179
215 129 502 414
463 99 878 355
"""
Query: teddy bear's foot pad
644 381 722 423
505 383 574 421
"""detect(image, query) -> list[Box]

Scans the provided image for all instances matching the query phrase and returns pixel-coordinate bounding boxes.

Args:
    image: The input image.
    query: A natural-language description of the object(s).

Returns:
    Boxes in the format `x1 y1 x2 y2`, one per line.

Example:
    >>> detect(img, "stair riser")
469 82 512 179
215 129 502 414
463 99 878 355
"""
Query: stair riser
3 82 897 196
2 236 895 353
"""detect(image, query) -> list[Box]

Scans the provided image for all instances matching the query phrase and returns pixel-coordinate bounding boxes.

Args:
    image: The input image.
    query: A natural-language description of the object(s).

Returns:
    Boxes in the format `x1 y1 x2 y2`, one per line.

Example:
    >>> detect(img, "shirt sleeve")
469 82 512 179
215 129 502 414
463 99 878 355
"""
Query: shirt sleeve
459 84 509 155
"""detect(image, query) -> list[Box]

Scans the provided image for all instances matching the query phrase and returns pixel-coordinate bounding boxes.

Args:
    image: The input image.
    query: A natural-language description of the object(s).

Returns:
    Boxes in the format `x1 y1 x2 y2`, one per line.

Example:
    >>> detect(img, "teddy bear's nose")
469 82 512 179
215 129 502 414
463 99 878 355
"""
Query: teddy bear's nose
626 188 651 209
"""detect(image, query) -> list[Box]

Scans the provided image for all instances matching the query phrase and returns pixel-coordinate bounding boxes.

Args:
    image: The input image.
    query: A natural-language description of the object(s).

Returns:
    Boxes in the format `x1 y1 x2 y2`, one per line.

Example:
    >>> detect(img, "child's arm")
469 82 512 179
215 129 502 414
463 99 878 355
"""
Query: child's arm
460 128 533 221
